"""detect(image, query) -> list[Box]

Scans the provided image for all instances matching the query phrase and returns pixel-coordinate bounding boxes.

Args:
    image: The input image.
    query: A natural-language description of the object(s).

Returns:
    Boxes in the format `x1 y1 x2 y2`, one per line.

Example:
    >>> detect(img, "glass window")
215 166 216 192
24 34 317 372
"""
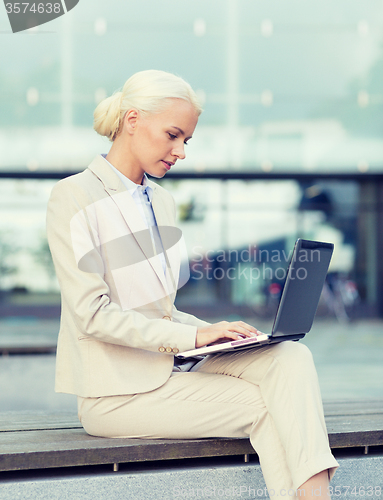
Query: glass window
1 0 383 172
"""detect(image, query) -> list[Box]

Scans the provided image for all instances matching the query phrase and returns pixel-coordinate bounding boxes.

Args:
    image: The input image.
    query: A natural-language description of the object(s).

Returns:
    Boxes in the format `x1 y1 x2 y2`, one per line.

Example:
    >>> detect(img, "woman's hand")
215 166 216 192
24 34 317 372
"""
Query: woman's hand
196 321 262 348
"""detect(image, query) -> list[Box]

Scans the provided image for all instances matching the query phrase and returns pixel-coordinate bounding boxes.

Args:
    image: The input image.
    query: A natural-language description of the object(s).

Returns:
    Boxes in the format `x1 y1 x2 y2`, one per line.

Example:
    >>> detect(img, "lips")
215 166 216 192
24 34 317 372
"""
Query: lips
161 160 173 171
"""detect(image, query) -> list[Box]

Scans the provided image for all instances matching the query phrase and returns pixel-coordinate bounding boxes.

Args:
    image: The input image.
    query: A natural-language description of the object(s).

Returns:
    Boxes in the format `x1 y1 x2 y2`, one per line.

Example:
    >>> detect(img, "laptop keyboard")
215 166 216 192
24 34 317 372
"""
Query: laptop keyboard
230 335 268 347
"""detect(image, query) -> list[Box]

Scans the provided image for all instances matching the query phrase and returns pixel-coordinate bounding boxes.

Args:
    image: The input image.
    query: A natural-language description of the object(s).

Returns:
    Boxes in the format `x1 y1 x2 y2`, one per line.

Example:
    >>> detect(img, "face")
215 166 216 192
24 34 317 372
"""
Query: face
124 99 199 182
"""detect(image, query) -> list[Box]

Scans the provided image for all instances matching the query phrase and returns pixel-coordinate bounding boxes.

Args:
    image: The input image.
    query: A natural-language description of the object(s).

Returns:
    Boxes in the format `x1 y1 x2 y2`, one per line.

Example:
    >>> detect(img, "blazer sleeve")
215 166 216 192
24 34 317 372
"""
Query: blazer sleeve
46 177 197 354
171 304 211 328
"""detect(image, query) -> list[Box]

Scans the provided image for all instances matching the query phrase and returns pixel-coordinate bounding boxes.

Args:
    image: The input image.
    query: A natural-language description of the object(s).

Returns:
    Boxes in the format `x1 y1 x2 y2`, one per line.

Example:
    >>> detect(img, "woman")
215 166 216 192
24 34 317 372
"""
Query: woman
47 69 338 498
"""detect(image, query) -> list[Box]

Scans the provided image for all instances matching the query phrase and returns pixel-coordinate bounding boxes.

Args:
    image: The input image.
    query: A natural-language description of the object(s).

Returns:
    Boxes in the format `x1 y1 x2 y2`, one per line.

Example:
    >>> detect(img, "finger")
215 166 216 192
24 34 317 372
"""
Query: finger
222 329 252 341
237 321 259 334
222 330 245 341
227 325 258 337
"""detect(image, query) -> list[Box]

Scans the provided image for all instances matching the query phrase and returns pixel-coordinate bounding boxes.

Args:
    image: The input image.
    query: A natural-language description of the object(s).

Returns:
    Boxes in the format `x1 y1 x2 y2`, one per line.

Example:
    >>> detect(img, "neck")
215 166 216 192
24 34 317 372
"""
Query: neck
106 137 144 185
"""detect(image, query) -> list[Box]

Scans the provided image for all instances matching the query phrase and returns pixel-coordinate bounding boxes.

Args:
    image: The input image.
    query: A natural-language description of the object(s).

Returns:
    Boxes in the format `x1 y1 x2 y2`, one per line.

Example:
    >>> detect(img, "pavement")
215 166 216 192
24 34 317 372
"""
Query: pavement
0 316 382 412
0 456 382 500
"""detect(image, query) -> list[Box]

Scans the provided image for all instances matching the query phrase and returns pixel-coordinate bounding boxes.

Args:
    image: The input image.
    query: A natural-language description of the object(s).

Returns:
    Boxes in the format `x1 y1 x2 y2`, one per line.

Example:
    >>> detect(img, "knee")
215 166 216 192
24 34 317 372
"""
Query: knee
270 340 314 369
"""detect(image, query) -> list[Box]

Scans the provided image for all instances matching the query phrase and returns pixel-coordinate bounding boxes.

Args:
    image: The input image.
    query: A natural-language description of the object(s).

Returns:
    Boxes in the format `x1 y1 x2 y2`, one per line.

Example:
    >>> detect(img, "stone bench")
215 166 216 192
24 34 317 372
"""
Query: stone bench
0 399 382 473
0 400 382 500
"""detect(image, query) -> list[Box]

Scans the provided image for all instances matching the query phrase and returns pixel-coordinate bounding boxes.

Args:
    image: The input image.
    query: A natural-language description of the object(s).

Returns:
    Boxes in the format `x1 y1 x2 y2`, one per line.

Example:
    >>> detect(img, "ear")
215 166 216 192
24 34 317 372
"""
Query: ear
123 109 139 135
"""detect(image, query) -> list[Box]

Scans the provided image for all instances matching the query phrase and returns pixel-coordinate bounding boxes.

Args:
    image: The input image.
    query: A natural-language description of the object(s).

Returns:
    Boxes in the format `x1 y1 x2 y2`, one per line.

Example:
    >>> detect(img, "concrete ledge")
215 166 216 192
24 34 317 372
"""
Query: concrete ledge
0 400 382 473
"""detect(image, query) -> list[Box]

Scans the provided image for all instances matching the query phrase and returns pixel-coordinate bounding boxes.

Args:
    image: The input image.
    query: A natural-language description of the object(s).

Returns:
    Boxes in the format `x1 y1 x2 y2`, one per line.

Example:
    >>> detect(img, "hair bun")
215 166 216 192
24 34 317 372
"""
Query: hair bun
93 91 123 141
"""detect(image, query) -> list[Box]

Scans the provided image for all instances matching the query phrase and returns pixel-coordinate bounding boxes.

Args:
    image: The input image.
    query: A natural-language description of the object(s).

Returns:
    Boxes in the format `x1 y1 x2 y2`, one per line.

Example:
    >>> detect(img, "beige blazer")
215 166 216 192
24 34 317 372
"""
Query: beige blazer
47 155 210 397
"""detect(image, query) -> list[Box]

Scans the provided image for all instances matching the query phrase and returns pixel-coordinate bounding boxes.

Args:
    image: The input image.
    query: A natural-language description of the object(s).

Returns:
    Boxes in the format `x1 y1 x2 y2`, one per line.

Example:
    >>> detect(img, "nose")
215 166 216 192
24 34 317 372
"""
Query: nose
172 142 186 160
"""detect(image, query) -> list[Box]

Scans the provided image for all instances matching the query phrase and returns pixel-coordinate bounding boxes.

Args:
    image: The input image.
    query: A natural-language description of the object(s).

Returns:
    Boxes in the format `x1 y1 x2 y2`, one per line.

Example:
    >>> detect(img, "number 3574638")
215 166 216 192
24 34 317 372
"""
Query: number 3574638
5 3 62 14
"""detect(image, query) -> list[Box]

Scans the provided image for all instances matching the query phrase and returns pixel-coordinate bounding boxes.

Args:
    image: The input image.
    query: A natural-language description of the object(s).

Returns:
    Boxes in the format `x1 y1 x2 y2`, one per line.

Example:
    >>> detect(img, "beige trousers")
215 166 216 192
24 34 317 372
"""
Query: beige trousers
77 341 339 497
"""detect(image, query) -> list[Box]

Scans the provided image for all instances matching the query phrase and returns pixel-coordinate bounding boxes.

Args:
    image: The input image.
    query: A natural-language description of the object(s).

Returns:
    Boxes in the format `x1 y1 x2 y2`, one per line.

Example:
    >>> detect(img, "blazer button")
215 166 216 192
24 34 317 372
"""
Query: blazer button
172 348 179 354
165 347 173 353
162 316 171 321
158 346 166 353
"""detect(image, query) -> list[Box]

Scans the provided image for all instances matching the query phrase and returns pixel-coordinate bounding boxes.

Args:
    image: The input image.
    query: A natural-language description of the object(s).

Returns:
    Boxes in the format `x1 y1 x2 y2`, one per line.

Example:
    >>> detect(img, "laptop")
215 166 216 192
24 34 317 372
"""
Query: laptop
176 238 334 359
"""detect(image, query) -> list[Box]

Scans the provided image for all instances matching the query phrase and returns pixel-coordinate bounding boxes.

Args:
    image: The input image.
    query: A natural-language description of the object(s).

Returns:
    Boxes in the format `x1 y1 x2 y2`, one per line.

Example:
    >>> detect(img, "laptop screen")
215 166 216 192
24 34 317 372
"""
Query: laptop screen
271 239 334 337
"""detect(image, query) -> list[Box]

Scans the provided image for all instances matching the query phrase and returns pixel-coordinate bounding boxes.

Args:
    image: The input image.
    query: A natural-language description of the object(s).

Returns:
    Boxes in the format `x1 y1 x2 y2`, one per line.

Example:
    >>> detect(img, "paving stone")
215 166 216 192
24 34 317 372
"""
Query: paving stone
0 456 382 500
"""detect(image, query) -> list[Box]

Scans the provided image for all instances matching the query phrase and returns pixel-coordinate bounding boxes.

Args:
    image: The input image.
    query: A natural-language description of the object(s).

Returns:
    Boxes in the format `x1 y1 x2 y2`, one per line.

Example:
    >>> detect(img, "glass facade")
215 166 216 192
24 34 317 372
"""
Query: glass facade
1 0 383 172
0 177 362 322
1 1 383 410
1 0 382 313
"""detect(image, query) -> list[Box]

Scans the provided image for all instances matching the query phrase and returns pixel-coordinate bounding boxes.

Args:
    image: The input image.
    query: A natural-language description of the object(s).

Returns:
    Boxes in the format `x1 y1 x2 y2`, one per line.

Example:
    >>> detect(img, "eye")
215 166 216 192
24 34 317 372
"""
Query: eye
168 132 189 145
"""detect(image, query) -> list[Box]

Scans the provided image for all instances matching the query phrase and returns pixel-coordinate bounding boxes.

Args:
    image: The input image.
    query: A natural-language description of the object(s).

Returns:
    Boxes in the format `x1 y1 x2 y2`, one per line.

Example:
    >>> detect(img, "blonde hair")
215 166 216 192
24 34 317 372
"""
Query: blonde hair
93 70 203 142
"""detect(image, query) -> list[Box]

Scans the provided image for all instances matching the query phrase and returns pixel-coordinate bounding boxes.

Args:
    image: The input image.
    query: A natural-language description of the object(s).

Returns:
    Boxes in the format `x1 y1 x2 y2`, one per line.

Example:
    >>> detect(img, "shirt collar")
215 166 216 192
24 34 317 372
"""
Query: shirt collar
101 154 153 201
